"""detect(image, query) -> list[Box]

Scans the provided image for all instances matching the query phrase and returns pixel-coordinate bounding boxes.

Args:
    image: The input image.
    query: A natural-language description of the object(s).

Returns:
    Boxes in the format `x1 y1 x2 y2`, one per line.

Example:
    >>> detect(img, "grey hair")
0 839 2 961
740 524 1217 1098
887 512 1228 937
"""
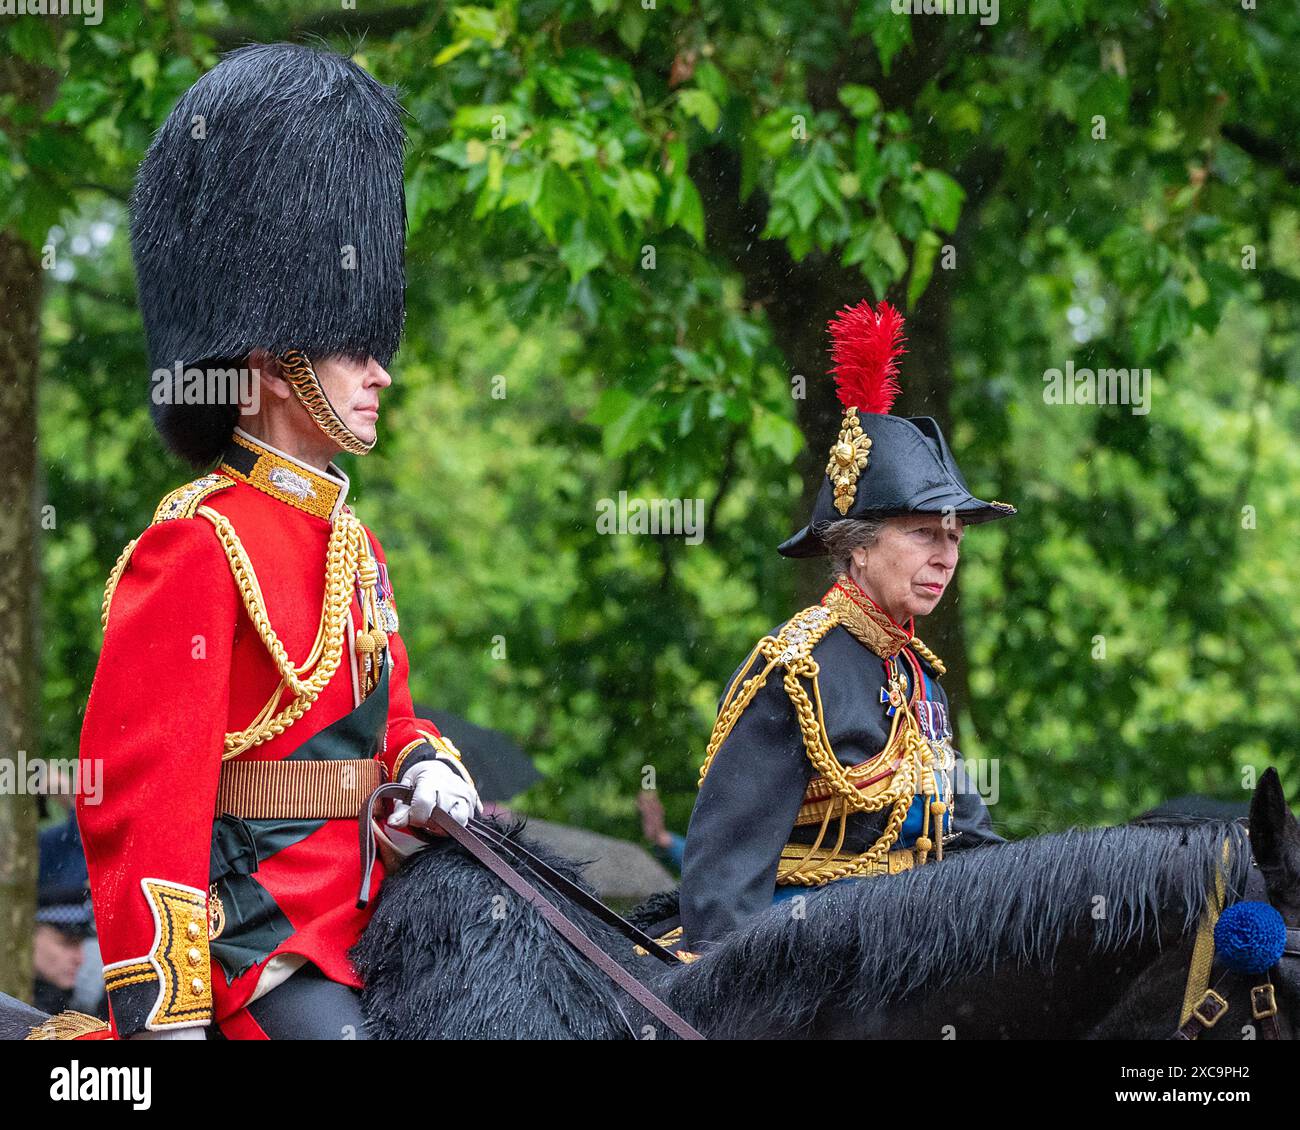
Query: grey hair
815 517 886 578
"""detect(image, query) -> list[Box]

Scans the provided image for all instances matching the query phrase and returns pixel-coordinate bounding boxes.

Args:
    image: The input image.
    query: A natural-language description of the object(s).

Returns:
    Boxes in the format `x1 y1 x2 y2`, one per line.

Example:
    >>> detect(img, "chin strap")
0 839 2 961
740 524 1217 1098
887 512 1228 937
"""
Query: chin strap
278 349 374 455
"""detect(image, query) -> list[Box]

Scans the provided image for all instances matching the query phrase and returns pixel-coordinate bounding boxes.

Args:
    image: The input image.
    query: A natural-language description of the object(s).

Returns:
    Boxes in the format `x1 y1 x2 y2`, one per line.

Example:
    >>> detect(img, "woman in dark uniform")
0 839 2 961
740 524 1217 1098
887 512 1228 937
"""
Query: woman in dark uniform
680 300 1015 950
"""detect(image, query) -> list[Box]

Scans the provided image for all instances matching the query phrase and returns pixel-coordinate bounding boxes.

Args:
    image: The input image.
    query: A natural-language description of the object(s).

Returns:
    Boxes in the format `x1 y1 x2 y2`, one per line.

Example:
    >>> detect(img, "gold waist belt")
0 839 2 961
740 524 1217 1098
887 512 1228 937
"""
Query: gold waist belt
776 843 919 886
216 757 386 820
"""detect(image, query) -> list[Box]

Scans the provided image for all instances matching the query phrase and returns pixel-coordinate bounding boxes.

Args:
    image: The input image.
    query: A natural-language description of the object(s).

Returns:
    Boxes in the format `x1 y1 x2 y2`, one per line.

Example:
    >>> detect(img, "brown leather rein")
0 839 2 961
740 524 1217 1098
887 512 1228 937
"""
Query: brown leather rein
357 782 704 1041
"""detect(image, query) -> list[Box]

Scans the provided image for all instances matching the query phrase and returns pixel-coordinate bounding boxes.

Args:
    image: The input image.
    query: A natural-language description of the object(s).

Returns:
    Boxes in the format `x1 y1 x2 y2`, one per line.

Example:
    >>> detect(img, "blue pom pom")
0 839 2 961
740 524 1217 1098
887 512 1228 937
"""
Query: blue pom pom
1214 901 1287 974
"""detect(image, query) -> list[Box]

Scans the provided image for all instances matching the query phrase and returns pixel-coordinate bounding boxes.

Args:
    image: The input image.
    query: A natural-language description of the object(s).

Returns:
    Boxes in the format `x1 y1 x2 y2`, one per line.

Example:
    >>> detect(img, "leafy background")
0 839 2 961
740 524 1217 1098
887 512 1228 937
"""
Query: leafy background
5 0 1298 870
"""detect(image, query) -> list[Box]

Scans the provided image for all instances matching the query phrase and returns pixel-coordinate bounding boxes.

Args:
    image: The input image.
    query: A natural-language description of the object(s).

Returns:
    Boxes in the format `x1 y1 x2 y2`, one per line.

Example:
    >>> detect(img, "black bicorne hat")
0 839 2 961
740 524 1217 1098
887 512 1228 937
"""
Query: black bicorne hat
130 42 408 466
779 300 1016 558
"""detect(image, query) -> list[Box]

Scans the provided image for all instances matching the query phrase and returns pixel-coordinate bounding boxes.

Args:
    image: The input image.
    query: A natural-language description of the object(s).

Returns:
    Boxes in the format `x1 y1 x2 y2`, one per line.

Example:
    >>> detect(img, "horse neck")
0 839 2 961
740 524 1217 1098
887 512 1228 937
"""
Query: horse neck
678 823 1245 1039
814 905 1188 1040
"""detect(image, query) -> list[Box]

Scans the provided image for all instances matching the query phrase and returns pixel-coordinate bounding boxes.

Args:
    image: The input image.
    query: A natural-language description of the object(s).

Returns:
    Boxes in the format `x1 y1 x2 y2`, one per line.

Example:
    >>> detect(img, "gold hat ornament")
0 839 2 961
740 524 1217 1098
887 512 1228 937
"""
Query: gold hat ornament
824 299 906 514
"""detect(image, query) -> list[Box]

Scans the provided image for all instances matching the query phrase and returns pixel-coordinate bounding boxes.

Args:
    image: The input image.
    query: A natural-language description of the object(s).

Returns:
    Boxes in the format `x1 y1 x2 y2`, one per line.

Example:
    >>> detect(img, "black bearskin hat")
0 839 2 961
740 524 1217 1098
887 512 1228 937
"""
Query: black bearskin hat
130 42 407 466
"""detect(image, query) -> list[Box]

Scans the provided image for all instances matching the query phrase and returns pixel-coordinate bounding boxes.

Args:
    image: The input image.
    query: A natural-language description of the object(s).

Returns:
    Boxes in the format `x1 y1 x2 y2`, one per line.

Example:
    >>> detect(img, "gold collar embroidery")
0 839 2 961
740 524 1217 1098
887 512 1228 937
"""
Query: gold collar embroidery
219 429 349 521
821 574 914 659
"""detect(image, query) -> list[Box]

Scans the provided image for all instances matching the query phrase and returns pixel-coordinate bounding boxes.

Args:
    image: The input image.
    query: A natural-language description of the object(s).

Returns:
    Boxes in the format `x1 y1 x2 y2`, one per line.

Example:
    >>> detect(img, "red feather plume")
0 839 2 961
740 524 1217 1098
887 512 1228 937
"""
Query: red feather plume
827 299 906 415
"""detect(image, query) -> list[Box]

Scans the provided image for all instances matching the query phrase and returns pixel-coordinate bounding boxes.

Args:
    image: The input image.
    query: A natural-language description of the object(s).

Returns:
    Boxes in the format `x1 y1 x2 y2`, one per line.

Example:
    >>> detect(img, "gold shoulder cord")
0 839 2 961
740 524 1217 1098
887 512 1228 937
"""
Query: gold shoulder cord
101 537 140 631
698 605 945 887
908 635 946 676
101 488 386 758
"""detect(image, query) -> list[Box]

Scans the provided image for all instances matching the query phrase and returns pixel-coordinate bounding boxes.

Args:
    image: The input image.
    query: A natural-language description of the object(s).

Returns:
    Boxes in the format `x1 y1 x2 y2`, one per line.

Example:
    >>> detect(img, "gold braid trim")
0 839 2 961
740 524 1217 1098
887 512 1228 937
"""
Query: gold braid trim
822 576 911 658
392 738 430 782
908 634 946 677
101 536 140 632
393 730 477 787
24 1011 111 1041
776 650 930 884
139 878 212 1026
698 603 944 888
196 505 379 758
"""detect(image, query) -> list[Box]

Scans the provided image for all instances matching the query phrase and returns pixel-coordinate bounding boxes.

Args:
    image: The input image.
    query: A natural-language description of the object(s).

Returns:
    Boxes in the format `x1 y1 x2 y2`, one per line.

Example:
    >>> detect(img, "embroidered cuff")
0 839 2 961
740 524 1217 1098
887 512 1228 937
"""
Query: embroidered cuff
102 878 213 1036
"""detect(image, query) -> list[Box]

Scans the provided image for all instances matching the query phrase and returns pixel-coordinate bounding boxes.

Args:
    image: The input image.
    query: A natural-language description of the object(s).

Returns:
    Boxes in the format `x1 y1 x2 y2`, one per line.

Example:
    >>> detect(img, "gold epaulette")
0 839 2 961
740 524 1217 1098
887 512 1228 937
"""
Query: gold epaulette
769 603 840 668
101 475 237 631
151 473 236 523
697 604 840 788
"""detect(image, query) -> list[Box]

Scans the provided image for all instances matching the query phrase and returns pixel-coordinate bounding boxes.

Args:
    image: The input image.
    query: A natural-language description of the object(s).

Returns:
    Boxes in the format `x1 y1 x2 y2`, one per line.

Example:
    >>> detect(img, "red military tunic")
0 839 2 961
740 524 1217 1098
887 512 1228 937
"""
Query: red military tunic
77 429 461 1037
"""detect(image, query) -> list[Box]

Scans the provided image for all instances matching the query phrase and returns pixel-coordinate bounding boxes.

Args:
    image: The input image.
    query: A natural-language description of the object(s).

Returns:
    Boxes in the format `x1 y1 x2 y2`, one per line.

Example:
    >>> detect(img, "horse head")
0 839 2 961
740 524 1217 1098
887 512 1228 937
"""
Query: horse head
1244 767 1300 1035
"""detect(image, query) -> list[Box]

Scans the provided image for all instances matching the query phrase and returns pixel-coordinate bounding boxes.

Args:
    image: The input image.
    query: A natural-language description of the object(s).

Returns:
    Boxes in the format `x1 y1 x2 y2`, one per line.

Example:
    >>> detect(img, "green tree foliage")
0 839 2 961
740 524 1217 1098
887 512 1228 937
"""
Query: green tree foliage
9 0 1299 851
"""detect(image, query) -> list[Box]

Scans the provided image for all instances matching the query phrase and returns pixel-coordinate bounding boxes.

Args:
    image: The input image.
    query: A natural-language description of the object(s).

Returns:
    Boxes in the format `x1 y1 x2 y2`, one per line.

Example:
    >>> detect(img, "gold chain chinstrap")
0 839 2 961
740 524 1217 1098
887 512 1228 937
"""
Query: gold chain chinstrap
278 349 375 456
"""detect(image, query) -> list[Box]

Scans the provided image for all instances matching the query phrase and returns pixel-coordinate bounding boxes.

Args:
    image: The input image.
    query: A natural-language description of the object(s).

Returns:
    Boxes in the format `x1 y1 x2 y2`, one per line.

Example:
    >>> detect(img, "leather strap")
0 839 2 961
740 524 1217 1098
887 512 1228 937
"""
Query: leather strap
1172 988 1229 1040
356 784 705 1040
357 782 407 909
1253 980 1283 1041
1171 846 1299 1040
466 816 682 966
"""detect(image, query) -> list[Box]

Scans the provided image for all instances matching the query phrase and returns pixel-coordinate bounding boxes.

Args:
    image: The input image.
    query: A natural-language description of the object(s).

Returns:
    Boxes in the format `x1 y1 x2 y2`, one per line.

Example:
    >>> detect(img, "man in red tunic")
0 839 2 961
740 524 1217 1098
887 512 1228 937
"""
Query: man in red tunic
77 43 479 1040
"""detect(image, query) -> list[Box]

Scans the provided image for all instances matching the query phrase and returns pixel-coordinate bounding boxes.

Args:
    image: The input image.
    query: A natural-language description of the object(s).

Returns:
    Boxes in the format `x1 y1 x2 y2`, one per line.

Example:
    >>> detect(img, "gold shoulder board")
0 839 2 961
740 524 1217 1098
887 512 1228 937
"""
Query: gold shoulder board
102 475 236 630
152 473 236 524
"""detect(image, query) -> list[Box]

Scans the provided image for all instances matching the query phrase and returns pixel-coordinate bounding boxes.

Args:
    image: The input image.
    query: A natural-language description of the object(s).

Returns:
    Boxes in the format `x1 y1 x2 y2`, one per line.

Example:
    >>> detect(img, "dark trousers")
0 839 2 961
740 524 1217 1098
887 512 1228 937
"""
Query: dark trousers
216 965 370 1040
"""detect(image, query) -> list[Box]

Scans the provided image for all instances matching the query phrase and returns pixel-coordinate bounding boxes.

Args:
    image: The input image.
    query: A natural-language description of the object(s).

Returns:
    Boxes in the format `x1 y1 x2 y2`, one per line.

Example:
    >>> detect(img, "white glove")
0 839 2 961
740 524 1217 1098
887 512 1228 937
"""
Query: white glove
391 757 482 830
130 1027 207 1040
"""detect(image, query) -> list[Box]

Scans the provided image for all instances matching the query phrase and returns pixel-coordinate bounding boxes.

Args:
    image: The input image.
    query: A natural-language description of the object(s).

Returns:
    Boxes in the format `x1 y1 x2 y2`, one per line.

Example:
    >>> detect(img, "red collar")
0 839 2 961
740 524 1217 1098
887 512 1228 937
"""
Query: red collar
820 574 914 659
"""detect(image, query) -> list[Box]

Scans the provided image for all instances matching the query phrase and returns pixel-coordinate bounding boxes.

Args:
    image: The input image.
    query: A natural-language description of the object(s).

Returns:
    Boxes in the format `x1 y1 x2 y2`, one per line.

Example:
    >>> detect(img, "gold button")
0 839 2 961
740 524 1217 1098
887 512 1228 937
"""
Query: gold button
191 978 206 995
187 947 202 965
187 921 201 939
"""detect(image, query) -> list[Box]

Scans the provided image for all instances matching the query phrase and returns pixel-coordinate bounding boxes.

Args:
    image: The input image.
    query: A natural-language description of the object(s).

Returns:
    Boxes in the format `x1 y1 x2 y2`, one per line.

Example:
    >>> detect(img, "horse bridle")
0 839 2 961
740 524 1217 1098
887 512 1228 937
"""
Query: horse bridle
357 782 705 1040
1173 845 1300 1041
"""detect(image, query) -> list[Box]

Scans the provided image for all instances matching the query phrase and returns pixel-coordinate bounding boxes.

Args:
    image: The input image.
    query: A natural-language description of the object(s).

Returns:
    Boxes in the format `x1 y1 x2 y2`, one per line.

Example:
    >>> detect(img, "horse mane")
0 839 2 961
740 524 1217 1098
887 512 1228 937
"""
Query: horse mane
352 816 654 1039
669 820 1252 1032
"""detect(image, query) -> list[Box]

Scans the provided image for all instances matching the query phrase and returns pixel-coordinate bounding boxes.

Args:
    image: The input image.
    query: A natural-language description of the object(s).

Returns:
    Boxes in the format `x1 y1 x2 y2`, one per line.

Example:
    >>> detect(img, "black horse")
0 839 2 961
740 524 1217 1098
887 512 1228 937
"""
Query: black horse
352 768 1298 1039
7 770 1298 1039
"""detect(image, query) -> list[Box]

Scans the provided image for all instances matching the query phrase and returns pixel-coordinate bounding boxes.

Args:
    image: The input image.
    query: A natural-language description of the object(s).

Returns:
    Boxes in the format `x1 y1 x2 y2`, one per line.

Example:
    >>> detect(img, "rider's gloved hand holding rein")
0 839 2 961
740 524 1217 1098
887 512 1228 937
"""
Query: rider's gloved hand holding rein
390 756 482 830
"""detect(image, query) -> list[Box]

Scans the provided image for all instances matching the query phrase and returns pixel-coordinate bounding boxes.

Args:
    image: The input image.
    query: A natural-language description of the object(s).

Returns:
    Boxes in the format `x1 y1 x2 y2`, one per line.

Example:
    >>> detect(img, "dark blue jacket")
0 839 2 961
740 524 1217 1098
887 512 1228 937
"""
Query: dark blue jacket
681 602 1003 949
